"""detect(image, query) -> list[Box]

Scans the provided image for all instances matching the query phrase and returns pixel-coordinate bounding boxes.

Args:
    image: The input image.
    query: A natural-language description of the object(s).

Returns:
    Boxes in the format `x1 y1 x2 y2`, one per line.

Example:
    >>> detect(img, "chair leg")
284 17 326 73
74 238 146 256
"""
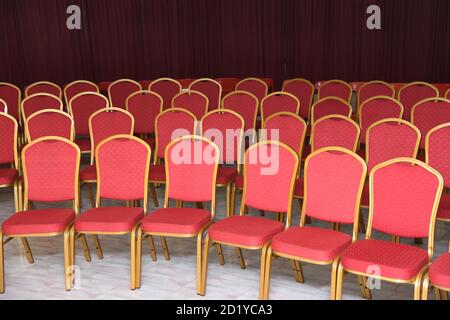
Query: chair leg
330 258 341 300
136 227 142 289
199 235 211 296
226 184 231 218
13 182 19 213
79 234 92 262
259 244 269 300
196 231 204 294
69 227 75 289
358 215 366 233
147 235 157 261
149 184 158 207
20 238 34 264
263 247 273 300
216 244 225 266
18 180 23 212
230 184 236 217
334 262 345 300
87 184 95 208
63 228 72 291
391 235 400 243
161 237 171 261
0 232 4 293
291 259 304 283
421 272 429 300
237 248 246 269
441 290 449 300
92 235 104 259
357 276 372 299
130 227 137 290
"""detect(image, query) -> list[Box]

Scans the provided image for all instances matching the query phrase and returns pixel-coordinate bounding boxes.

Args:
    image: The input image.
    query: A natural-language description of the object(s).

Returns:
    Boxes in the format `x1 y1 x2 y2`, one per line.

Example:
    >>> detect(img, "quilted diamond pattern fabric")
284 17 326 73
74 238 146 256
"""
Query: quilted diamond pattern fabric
109 81 141 109
312 98 351 124
427 125 450 186
222 91 258 132
65 82 98 103
190 80 221 111
358 83 394 106
75 207 144 233
399 84 438 121
264 113 306 156
0 84 20 120
283 80 314 120
318 82 351 102
413 99 450 148
172 91 208 120
0 114 16 164
149 79 181 110
27 111 72 141
312 117 358 152
127 92 162 134
70 93 108 135
22 94 61 120
236 79 267 103
261 94 299 122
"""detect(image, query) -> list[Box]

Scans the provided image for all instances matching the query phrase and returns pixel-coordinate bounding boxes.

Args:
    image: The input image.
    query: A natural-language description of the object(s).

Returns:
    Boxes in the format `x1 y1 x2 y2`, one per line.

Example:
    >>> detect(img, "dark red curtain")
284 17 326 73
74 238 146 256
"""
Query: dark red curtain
0 0 449 89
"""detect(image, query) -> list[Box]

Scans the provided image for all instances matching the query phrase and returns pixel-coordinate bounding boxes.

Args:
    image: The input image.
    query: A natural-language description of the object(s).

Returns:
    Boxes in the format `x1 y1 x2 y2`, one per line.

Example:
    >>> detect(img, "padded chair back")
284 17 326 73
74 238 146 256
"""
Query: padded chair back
26 109 74 142
312 115 360 152
282 78 315 121
261 92 300 124
357 81 395 112
26 81 62 99
0 112 18 166
126 91 163 135
21 93 63 122
172 90 209 120
318 80 352 103
426 123 450 188
0 83 21 121
69 92 109 135
311 97 352 125
398 82 439 121
235 78 268 103
64 80 99 106
0 99 6 113
108 79 142 109
149 78 182 110
222 91 259 132
190 78 222 111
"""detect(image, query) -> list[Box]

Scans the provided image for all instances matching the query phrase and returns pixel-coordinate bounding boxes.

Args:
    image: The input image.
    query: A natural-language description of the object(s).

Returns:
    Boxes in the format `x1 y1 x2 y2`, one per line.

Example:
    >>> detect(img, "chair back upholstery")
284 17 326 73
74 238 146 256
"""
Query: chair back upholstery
235 78 268 103
172 90 209 120
126 91 163 135
64 80 99 106
26 81 62 98
21 93 63 122
69 92 109 135
357 81 395 111
261 92 300 123
426 123 450 188
189 78 222 111
312 115 360 152
222 91 259 132
108 79 142 109
0 83 21 121
26 109 74 142
311 97 352 125
398 82 439 121
282 78 315 121
0 113 18 167
149 78 182 110
318 80 352 103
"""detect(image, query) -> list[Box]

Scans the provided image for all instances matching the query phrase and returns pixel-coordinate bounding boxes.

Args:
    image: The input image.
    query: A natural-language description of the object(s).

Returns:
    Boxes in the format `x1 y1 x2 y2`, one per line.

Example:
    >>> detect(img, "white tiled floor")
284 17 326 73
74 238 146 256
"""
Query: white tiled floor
0 178 448 300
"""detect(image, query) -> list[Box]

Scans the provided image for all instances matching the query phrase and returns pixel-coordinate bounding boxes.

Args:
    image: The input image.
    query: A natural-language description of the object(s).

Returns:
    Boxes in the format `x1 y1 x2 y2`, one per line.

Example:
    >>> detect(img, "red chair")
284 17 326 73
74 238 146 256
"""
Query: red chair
426 123 450 224
126 90 163 149
361 119 420 208
311 115 360 153
74 135 151 290
311 97 352 125
64 80 99 107
68 92 110 153
235 78 269 103
398 82 439 121
221 90 259 135
25 109 74 142
201 109 244 217
25 81 62 99
446 88 450 100
199 141 299 299
282 78 315 122
357 81 395 118
179 79 196 89
264 147 367 299
0 83 21 122
148 78 182 110
422 241 450 300
172 90 209 120
108 79 142 109
334 158 443 300
21 93 63 124
0 137 84 292
359 96 404 145
136 136 219 293
260 92 300 124
411 97 450 148
189 78 222 111
0 99 6 113
215 78 240 96
318 80 353 104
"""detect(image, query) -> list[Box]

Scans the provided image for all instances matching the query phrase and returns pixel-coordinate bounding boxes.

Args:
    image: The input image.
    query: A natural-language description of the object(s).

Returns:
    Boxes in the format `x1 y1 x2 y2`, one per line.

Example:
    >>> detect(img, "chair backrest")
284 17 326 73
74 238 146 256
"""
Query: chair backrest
368 159 443 255
172 90 209 120
241 141 299 227
0 82 21 122
312 115 360 152
165 136 219 212
215 78 240 96
201 109 244 165
235 78 268 103
221 91 259 132
26 109 74 142
426 123 450 188
69 92 109 136
0 99 6 113
302 148 366 239
96 135 151 208
366 118 420 174
0 112 18 168
25 81 62 99
189 78 222 111
262 112 307 158
155 108 197 161
311 97 352 125
22 137 80 206
411 97 450 148
64 80 99 107
148 78 182 110
89 108 134 163
446 88 450 100
108 79 142 109
398 82 439 121
21 93 63 123
126 91 163 135
318 80 353 103
260 92 300 124
357 81 395 113
359 96 404 144
282 78 315 121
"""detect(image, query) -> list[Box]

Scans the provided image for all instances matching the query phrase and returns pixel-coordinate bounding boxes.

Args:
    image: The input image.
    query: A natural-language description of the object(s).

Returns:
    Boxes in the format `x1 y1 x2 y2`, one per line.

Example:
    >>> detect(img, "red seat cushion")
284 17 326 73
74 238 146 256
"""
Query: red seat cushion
217 167 239 186
149 164 166 183
80 165 96 182
234 175 243 189
429 253 450 289
0 168 18 186
341 239 429 280
271 226 352 262
294 178 304 198
2 209 75 235
75 207 144 233
208 216 284 247
75 139 91 152
437 194 450 221
141 208 212 235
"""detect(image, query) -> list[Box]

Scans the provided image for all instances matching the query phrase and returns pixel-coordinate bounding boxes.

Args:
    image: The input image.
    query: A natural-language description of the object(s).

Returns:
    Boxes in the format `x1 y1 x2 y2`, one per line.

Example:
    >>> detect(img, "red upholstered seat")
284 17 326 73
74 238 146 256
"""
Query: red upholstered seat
438 194 450 220
234 175 243 189
208 216 284 247
294 178 304 198
141 208 211 235
75 207 144 233
429 253 450 289
80 165 96 181
340 239 429 280
271 226 352 262
149 164 166 182
75 139 91 152
2 209 75 235
217 167 239 186
0 168 18 185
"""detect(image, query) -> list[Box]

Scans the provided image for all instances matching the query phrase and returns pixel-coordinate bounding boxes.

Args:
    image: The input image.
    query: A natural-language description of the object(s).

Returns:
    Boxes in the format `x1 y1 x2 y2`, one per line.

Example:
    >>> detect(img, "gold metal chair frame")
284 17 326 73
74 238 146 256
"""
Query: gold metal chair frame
221 90 260 132
64 80 100 108
107 79 142 109
171 90 210 120
282 78 315 124
411 97 450 125
25 109 75 143
317 80 353 104
260 92 300 125
189 78 223 111
445 88 450 100
421 241 450 300
358 95 404 129
135 135 219 294
310 96 352 126
199 141 299 299
25 81 62 99
21 93 64 126
235 78 269 101
333 158 444 300
397 81 439 101
356 80 395 119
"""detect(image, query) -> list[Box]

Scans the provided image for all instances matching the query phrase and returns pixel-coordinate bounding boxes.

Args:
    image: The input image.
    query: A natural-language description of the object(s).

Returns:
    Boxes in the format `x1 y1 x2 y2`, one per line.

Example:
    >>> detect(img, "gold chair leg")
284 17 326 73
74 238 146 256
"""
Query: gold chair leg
230 184 236 217
291 260 304 283
335 262 345 300
87 184 95 208
434 287 441 300
263 247 273 300
149 184 158 207
63 228 72 291
226 184 231 217
20 238 34 264
259 244 269 300
18 180 23 212
69 227 75 288
237 248 246 269
161 237 171 261
421 272 429 300
92 235 103 259
358 215 366 233
330 258 341 300
136 227 142 289
79 234 92 262
441 290 449 300
0 232 4 293
13 182 19 213
147 235 157 261
216 244 225 265
196 231 204 294
130 227 137 290
199 235 211 296
358 276 372 299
